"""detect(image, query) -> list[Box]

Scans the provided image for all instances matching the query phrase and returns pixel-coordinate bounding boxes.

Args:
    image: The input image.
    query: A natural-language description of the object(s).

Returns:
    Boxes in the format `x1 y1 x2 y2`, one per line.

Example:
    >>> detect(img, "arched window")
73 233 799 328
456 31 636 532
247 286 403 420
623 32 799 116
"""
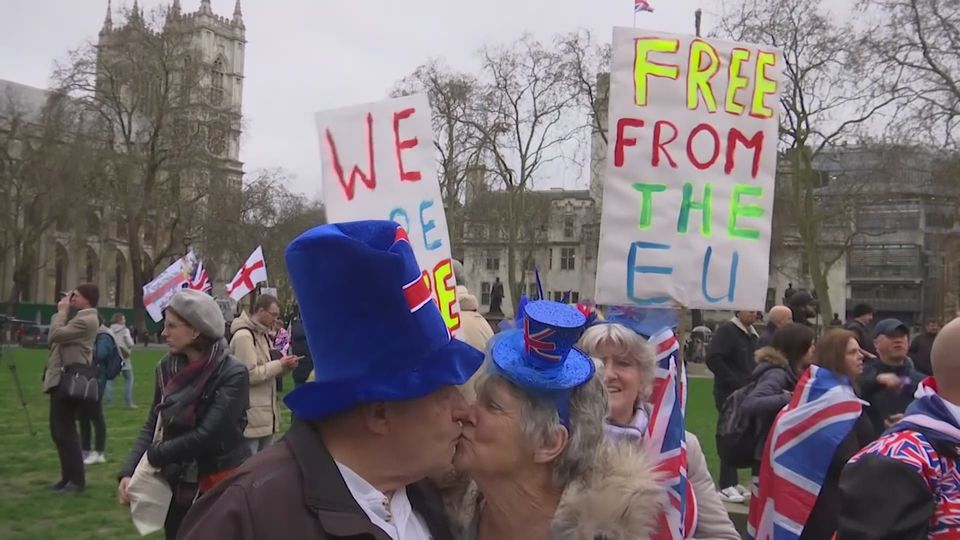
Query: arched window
210 57 225 106
114 250 126 307
54 244 68 297
142 220 156 249
84 247 98 284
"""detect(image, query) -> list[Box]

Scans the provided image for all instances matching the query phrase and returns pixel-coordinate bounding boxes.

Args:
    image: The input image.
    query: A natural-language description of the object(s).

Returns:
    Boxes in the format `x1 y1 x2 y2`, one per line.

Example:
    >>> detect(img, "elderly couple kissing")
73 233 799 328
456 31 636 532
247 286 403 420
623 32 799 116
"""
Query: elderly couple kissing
177 220 708 540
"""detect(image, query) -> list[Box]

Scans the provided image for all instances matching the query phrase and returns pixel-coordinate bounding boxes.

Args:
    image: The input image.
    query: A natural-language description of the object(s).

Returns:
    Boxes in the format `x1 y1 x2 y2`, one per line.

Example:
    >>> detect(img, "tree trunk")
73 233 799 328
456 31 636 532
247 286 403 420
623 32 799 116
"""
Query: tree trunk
127 216 147 336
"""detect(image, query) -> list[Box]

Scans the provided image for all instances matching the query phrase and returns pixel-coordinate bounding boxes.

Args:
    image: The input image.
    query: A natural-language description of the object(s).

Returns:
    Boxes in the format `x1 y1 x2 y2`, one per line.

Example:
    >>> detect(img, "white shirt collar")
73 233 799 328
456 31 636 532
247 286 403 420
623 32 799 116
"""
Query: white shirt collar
335 461 433 540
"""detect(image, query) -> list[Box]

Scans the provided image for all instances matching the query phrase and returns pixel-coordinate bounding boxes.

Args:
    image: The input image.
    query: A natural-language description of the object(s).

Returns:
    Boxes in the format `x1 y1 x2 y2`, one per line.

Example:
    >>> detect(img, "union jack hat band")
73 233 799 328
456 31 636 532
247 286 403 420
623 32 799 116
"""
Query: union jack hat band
491 300 594 391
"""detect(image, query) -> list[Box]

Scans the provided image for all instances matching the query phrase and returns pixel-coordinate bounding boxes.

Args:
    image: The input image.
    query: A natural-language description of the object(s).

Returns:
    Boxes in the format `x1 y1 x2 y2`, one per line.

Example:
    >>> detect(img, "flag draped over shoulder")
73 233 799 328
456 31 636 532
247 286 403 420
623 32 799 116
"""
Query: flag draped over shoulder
747 365 864 540
646 328 697 539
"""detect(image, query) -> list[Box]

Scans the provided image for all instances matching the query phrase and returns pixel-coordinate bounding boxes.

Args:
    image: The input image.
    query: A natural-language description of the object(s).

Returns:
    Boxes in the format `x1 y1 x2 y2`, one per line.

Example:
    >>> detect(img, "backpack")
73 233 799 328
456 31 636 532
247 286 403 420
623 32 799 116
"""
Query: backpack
94 332 124 381
716 380 761 468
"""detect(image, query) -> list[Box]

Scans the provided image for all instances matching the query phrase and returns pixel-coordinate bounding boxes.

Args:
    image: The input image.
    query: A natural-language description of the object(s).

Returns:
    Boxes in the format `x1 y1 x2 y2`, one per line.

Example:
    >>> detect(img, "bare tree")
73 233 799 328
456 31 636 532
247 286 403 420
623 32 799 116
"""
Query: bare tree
717 0 901 317
0 90 94 306
208 168 323 308
465 35 583 307
862 0 960 146
53 7 235 332
393 61 484 251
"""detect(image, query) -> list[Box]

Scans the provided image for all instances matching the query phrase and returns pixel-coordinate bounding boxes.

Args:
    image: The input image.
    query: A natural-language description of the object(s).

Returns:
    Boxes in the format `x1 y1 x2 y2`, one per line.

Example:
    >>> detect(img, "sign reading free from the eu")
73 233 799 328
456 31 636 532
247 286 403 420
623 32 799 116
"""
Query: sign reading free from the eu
316 94 462 336
596 28 783 310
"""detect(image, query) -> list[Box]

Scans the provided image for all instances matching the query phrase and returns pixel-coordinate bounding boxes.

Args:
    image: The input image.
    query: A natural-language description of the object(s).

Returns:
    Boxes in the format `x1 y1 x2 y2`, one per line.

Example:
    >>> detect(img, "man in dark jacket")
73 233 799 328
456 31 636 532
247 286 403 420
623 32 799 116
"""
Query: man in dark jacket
787 291 816 327
706 311 759 502
857 319 926 438
757 305 791 349
178 221 484 540
844 303 876 357
908 318 940 376
289 317 313 387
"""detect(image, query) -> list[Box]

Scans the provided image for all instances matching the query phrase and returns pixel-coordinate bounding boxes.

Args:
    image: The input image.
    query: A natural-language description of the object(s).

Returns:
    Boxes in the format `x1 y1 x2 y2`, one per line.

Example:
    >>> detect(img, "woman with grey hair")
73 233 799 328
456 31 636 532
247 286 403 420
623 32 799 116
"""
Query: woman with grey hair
450 300 663 539
116 289 250 539
579 321 740 540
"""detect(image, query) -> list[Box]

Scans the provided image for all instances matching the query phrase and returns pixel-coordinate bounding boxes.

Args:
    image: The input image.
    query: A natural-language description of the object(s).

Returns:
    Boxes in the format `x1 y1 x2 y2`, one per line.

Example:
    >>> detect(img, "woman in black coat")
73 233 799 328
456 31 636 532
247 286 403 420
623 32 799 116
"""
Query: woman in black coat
117 290 250 540
741 323 816 472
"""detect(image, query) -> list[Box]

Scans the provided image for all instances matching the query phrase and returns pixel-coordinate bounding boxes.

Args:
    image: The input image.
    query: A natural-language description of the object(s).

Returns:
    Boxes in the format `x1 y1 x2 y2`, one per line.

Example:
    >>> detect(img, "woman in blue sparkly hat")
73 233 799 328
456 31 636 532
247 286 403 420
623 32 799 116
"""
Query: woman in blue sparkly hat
448 300 663 539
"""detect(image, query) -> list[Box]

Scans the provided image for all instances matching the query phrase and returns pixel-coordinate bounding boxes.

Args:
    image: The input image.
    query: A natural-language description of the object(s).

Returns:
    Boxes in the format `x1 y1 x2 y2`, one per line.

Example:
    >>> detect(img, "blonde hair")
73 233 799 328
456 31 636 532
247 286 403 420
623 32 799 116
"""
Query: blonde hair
110 313 125 325
578 323 656 402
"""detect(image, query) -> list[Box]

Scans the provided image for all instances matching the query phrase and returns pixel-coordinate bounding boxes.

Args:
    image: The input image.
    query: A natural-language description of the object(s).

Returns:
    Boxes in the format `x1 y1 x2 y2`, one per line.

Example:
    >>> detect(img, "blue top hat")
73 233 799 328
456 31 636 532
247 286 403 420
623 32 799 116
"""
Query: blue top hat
491 301 595 424
283 220 484 420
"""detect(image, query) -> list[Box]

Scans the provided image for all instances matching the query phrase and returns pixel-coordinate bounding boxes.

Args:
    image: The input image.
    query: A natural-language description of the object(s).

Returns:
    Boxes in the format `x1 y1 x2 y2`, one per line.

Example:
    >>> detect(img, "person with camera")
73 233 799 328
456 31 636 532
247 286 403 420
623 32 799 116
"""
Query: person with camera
43 284 100 494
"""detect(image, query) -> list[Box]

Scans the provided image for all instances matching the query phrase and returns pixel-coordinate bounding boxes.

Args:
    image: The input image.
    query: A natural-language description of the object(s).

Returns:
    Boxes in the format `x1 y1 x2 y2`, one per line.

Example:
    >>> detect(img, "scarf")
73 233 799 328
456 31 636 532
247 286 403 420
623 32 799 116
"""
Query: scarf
604 406 650 444
888 377 960 446
157 338 228 432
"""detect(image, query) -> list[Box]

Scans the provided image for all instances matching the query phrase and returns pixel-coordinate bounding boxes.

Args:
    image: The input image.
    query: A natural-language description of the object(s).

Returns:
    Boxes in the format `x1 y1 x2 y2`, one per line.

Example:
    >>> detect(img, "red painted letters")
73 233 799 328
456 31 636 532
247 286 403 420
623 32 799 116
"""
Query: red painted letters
615 118 645 168
325 112 376 201
393 108 422 182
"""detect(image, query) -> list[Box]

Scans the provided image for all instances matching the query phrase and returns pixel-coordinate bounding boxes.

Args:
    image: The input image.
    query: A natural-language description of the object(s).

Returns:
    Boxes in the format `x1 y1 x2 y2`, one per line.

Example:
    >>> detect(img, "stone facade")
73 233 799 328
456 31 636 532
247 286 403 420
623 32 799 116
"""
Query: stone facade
0 1 245 310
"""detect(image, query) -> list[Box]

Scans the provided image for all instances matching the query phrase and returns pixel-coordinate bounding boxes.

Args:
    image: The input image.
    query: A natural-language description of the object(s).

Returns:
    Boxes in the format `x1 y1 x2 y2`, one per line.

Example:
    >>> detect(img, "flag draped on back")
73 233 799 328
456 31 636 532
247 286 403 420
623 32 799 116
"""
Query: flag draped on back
635 0 654 13
747 365 864 540
646 328 697 539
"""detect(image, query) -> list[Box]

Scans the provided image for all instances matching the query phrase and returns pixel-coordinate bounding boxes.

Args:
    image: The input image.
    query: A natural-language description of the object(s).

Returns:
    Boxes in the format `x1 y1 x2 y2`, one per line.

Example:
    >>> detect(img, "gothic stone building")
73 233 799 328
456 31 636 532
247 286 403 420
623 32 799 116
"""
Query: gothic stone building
0 0 245 313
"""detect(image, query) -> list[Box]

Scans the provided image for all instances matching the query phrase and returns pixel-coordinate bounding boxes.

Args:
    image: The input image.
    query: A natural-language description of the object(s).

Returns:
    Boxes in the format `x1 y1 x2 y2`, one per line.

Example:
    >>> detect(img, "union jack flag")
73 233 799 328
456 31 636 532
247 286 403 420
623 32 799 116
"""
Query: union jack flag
645 328 697 539
747 365 864 540
186 260 212 293
635 0 654 13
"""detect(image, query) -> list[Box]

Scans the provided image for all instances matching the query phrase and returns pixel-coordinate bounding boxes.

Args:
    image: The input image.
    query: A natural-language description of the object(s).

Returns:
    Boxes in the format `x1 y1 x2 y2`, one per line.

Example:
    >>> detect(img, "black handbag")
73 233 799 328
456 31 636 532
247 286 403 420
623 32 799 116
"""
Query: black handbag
59 363 101 402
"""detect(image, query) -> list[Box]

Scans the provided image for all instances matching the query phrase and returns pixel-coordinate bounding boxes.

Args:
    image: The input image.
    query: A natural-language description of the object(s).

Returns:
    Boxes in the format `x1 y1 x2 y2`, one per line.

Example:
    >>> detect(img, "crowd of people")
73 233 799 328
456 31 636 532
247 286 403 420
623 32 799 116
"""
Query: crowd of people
37 220 960 539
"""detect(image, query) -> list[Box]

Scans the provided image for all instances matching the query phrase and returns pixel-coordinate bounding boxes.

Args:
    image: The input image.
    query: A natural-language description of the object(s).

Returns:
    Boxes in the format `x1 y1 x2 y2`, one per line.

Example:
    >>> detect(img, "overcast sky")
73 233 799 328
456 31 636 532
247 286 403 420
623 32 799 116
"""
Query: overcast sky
1 0 721 197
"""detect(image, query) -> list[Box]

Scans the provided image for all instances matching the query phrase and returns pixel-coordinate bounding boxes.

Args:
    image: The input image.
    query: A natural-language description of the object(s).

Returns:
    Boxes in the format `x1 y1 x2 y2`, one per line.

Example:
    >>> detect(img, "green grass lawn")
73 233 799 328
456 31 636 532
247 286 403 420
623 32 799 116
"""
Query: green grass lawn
0 346 724 539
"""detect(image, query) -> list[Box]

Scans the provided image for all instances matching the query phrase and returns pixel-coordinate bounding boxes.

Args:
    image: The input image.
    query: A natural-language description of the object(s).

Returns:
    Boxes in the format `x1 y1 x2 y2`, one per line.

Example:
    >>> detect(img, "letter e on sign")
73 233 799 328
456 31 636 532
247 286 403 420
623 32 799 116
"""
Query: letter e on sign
394 108 422 182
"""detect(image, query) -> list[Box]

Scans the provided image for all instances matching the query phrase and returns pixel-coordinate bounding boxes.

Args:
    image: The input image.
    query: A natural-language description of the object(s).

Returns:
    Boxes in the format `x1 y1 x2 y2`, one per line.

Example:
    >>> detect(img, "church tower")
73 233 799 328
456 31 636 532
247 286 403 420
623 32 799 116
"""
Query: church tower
97 0 246 189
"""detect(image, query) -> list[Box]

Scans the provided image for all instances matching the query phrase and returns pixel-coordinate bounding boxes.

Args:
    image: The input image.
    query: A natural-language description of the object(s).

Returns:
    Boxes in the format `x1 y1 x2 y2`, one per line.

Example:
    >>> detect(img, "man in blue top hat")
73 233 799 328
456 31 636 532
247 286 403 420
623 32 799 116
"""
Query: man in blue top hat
178 220 484 540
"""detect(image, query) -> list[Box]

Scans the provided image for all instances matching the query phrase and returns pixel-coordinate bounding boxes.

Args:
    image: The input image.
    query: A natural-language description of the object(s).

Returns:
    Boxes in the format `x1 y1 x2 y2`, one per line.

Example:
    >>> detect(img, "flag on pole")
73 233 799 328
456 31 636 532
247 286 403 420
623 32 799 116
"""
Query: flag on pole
142 251 198 322
646 328 697 540
227 246 268 301
186 260 212 293
635 0 654 13
747 365 864 540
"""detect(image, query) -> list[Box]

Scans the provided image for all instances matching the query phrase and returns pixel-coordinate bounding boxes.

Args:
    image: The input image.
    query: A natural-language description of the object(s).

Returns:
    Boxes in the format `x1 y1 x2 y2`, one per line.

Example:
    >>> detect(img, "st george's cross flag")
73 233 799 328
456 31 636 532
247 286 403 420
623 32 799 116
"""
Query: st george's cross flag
646 327 697 540
227 246 268 301
635 0 654 13
747 365 864 540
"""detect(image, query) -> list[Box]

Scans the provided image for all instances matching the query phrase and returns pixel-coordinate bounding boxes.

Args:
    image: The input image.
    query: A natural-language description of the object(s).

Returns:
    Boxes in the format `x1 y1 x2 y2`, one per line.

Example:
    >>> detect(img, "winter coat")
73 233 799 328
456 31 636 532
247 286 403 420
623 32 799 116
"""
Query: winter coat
230 312 283 438
838 389 960 539
119 351 250 481
858 358 926 438
741 347 800 461
757 323 777 349
43 308 99 393
844 319 877 357
289 319 313 385
456 285 494 354
446 441 665 539
109 323 135 368
687 433 742 540
177 418 456 540
706 318 759 408
909 332 936 376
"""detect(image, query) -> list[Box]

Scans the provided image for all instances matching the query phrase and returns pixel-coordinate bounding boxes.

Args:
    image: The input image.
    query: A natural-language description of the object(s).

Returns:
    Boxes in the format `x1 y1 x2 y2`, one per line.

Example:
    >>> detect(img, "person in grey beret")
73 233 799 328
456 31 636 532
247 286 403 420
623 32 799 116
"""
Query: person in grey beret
116 289 251 540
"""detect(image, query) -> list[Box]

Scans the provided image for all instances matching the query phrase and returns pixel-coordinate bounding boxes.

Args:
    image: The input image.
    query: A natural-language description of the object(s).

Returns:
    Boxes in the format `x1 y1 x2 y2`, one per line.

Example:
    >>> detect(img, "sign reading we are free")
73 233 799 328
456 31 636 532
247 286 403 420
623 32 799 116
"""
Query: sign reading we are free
596 28 783 310
315 94 462 336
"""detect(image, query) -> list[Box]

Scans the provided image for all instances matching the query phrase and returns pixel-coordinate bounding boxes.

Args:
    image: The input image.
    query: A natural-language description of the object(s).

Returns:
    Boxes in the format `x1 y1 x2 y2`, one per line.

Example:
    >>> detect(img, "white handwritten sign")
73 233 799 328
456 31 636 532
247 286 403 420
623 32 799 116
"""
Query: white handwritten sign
315 94 461 335
596 28 783 310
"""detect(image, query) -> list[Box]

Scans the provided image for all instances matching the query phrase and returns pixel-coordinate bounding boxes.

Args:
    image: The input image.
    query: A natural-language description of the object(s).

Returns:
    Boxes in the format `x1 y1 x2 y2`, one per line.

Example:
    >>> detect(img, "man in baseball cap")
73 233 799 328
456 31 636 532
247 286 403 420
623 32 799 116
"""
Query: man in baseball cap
858 318 926 437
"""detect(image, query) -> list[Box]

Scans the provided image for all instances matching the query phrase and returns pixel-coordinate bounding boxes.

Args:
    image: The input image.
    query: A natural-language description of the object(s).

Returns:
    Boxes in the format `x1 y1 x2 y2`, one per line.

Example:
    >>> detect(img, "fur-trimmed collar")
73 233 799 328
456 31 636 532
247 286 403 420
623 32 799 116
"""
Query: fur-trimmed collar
445 441 664 539
754 346 789 369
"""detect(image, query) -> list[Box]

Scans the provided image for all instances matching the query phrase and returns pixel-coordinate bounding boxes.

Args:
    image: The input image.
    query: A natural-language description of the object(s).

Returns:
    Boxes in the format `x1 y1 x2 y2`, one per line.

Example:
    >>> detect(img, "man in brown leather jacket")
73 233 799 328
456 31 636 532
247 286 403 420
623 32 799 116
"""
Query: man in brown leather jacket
178 221 484 540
